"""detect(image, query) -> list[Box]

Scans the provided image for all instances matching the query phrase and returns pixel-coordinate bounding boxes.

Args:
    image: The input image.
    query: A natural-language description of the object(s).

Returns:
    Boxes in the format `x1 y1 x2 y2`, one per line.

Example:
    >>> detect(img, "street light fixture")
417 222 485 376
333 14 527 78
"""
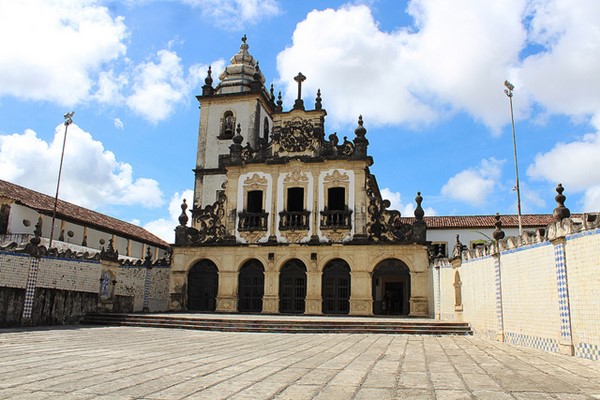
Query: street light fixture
504 80 522 235
48 112 74 249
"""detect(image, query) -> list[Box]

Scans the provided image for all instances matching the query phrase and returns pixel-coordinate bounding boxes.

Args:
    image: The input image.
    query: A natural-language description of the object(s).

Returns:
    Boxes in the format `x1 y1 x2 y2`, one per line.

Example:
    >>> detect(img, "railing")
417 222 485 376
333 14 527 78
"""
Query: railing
279 210 311 230
238 212 269 231
320 210 352 229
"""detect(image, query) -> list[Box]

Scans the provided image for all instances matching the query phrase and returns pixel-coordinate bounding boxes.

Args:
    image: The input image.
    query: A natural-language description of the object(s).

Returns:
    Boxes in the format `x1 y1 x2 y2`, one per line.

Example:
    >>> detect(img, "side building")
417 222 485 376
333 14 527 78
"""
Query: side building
0 179 169 260
170 37 431 317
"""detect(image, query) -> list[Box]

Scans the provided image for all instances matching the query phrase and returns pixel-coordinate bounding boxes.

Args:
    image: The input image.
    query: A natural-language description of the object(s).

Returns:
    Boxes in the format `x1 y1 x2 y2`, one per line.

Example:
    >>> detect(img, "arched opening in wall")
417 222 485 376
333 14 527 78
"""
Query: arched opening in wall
187 260 218 311
372 259 411 316
322 259 350 314
220 110 235 139
263 116 269 141
279 259 306 314
238 259 264 313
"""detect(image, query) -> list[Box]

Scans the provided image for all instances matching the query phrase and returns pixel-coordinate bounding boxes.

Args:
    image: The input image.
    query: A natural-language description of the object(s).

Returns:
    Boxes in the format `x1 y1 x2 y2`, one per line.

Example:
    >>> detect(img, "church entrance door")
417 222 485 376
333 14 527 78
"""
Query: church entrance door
238 259 264 313
322 259 350 314
372 259 411 316
187 260 218 311
279 259 306 314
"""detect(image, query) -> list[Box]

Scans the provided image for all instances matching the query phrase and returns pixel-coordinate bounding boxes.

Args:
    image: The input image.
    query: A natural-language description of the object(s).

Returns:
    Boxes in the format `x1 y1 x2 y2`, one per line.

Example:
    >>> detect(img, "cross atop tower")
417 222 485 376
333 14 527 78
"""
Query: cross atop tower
293 72 306 110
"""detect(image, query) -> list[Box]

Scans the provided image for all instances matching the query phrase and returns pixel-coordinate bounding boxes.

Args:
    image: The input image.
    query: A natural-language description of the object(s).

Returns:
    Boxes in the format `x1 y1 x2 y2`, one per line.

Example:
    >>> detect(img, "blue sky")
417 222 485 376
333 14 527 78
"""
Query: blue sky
1 0 599 242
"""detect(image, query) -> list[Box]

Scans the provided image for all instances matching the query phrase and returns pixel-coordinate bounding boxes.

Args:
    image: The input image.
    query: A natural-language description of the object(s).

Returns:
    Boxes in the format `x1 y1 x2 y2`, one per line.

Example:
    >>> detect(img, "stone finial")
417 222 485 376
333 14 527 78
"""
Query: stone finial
414 192 424 221
353 115 369 158
241 34 247 43
178 199 189 226
233 123 243 144
30 217 42 247
315 89 322 110
276 91 283 112
205 66 213 86
492 212 505 241
553 183 571 221
270 84 275 104
202 66 214 96
144 247 153 267
452 234 464 258
354 115 367 138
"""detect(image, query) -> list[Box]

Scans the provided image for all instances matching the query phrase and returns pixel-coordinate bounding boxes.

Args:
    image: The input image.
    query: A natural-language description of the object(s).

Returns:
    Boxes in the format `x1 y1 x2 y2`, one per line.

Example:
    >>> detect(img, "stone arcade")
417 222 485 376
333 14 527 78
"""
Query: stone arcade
169 37 431 316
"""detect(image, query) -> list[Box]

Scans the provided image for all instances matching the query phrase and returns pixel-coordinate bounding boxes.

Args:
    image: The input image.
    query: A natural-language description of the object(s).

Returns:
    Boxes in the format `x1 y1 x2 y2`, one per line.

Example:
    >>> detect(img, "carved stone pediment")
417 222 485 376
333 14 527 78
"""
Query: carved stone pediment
244 173 268 189
284 169 309 183
324 169 349 183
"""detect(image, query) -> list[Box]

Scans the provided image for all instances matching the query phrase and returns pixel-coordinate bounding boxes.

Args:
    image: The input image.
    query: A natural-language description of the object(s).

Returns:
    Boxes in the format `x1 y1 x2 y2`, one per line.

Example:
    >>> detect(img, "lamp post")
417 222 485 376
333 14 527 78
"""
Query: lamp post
504 81 522 235
48 112 74 249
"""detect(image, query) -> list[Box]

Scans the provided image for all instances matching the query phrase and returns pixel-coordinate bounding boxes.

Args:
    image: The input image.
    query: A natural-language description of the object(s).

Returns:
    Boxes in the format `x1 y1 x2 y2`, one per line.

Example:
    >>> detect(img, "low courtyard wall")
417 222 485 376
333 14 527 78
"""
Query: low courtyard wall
433 215 600 361
0 246 170 327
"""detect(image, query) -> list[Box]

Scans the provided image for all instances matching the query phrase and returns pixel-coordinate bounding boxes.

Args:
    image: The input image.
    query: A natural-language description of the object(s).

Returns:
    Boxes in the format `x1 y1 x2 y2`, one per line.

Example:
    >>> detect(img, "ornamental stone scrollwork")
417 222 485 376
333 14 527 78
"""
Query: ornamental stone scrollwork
323 169 349 184
175 191 228 245
284 169 309 184
244 173 268 189
366 175 424 243
272 117 319 155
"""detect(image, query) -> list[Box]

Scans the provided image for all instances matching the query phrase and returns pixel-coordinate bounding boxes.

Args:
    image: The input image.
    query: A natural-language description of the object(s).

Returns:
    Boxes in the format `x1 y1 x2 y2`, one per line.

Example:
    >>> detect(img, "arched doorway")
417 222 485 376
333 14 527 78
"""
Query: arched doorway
279 259 306 314
322 259 351 314
372 259 411 315
238 259 265 313
187 260 218 311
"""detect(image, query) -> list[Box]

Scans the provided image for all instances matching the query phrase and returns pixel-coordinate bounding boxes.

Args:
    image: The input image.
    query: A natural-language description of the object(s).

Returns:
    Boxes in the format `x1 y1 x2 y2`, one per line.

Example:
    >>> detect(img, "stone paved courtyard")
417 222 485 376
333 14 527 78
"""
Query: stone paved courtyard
1 326 600 399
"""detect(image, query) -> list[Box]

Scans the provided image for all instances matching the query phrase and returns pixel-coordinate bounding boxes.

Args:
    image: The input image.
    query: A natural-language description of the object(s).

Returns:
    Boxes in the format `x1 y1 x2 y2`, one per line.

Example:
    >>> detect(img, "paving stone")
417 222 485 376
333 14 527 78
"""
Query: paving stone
1 325 600 400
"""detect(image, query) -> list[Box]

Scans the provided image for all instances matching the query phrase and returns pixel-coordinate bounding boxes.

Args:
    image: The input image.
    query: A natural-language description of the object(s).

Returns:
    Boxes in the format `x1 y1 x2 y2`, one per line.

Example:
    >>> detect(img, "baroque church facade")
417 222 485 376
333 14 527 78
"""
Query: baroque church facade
169 37 431 317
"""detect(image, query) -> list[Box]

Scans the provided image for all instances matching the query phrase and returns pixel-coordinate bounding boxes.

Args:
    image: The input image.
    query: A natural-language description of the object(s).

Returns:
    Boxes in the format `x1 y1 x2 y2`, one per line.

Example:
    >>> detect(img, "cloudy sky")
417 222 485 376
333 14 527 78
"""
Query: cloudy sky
1 0 599 242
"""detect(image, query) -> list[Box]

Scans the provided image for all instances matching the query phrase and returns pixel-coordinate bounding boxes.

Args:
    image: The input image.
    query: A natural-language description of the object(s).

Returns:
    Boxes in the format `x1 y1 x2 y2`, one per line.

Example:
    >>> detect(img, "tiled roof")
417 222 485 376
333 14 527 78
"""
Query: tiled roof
0 179 169 248
400 214 560 229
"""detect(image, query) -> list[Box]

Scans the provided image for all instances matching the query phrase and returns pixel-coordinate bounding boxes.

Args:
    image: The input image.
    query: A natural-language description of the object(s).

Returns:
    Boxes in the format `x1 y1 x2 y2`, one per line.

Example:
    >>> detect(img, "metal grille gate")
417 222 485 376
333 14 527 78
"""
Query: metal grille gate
322 260 351 314
238 260 264 313
279 260 306 313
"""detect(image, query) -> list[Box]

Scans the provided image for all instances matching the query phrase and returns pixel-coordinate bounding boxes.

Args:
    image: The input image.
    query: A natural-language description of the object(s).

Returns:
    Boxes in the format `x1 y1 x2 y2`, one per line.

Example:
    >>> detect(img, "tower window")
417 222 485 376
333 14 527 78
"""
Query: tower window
220 111 235 139
263 117 269 141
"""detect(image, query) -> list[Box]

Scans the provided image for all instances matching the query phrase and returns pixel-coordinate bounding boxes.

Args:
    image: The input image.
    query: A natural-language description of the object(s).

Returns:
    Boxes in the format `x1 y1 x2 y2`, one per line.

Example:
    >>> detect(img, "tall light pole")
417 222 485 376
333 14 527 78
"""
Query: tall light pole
504 81 522 235
48 112 74 249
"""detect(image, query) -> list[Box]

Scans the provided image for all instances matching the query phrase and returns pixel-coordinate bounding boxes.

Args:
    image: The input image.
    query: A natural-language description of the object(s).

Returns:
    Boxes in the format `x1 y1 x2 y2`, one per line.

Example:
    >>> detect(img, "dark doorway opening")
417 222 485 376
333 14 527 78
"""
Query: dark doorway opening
187 260 218 311
247 190 263 213
327 187 345 211
372 259 411 316
287 187 304 212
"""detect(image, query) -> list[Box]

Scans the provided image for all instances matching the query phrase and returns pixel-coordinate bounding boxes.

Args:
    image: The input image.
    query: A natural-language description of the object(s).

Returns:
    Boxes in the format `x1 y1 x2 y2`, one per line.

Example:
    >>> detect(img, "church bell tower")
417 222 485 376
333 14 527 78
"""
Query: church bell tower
193 35 275 217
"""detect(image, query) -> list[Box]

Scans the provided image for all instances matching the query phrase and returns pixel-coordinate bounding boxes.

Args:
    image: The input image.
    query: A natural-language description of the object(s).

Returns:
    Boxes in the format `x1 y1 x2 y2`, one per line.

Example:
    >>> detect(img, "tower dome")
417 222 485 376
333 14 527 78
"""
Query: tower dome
216 35 266 94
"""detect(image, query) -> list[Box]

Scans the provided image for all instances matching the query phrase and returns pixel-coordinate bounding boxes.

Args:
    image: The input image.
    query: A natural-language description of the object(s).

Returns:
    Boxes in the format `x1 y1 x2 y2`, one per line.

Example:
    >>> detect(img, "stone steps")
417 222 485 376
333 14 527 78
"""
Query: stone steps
80 313 472 335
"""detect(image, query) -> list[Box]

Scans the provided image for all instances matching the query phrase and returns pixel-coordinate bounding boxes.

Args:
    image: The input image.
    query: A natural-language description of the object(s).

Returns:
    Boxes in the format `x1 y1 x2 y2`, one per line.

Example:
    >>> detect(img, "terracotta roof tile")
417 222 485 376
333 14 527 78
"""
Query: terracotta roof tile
400 214 562 229
0 179 169 248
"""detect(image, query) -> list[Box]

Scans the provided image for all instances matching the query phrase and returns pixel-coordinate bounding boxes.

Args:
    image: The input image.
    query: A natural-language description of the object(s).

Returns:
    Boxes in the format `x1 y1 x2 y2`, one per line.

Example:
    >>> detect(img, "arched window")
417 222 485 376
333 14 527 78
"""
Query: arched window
220 111 235 139
263 116 269 141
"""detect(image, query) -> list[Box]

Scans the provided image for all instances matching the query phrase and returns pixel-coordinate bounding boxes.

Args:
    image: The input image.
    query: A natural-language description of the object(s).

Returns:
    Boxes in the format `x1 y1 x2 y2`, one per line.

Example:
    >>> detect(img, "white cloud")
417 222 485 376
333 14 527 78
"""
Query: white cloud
113 118 124 130
182 0 281 29
520 0 600 121
441 158 505 206
126 50 189 124
276 1 600 132
0 124 164 209
276 3 524 130
143 189 194 242
527 131 600 211
380 188 436 217
0 0 127 105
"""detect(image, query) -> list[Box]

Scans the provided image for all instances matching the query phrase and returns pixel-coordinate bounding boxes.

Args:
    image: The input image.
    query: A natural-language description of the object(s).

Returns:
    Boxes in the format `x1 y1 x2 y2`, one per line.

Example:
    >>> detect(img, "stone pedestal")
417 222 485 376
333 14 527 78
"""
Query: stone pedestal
349 299 372 315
